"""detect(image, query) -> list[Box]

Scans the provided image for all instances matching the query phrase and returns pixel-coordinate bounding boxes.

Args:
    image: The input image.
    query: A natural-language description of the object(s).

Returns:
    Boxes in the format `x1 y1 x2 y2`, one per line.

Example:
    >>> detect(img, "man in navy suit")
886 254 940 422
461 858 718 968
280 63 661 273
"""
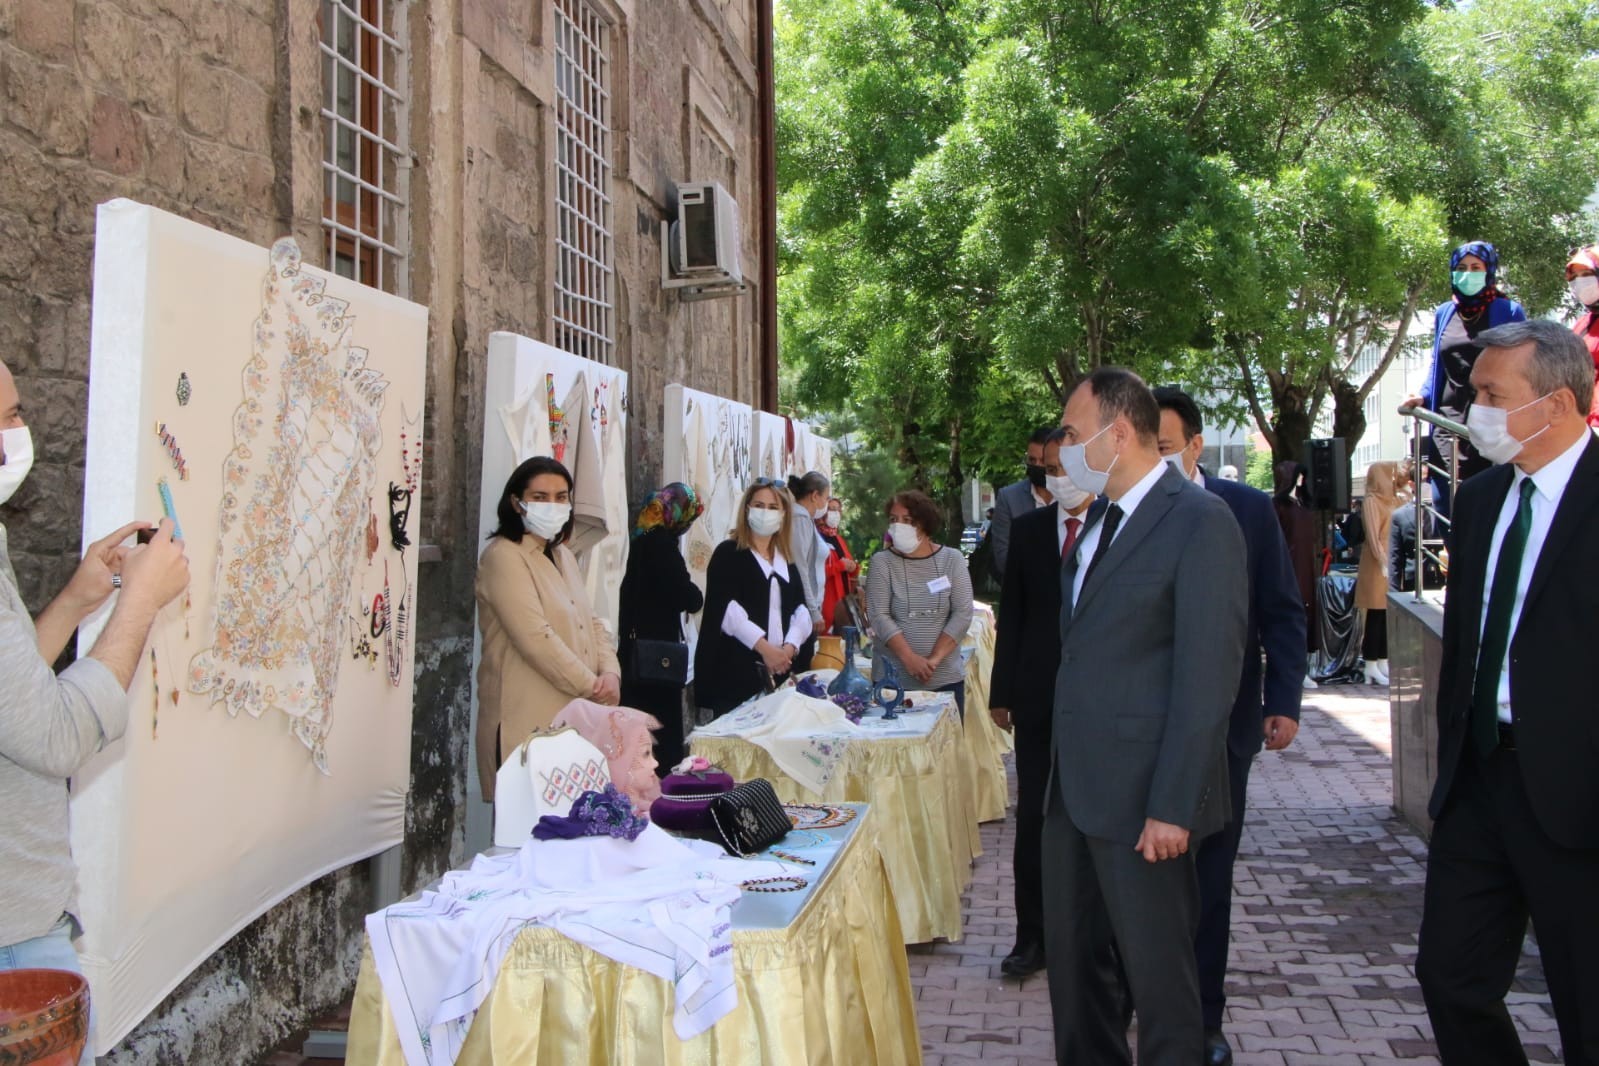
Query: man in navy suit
1154 388 1307 1066
1416 320 1599 1066
991 428 1101 978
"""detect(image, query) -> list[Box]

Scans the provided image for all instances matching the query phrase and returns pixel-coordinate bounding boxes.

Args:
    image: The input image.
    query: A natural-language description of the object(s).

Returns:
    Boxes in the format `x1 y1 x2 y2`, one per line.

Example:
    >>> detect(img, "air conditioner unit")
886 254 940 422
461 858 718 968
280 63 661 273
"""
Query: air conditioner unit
662 181 748 299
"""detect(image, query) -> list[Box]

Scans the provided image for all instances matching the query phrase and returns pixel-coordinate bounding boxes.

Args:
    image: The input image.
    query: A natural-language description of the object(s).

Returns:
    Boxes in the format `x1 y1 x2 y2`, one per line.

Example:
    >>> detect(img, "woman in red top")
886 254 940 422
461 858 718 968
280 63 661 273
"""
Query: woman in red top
1564 244 1599 427
818 497 859 634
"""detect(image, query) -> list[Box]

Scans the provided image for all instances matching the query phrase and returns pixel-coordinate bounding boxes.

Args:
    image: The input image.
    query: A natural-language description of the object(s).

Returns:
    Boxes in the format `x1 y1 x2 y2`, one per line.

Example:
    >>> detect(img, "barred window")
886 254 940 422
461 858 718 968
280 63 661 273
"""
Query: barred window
320 0 409 294
553 0 615 364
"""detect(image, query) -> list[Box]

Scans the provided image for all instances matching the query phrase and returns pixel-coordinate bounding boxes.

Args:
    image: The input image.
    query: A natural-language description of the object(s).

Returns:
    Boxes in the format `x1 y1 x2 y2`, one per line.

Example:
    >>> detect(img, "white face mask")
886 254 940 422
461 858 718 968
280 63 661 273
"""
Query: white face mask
813 505 830 521
520 500 571 541
1060 422 1117 497
1045 472 1091 511
747 506 785 537
1571 275 1599 307
1162 450 1189 478
825 510 842 528
0 426 33 506
1465 393 1553 465
888 522 922 554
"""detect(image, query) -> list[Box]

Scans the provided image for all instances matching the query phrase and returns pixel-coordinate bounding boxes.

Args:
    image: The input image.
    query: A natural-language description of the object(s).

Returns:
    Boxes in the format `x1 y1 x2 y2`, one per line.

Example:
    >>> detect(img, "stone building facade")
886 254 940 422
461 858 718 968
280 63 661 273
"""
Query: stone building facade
0 0 772 1060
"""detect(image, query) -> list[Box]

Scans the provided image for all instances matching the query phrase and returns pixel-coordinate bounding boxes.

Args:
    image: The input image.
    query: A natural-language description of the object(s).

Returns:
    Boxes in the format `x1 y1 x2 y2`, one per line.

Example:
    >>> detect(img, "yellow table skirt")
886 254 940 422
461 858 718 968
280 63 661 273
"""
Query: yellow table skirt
346 808 921 1066
962 605 1011 824
692 709 977 944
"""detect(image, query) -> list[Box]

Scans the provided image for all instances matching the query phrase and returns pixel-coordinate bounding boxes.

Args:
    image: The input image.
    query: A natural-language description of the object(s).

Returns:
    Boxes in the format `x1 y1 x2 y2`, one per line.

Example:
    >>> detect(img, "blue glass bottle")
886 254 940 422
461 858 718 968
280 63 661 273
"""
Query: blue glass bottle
826 626 873 702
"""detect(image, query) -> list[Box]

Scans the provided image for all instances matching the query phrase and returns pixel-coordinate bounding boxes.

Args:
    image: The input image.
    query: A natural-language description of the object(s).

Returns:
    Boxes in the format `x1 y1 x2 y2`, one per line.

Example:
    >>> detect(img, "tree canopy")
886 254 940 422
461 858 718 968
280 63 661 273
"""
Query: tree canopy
778 0 1599 523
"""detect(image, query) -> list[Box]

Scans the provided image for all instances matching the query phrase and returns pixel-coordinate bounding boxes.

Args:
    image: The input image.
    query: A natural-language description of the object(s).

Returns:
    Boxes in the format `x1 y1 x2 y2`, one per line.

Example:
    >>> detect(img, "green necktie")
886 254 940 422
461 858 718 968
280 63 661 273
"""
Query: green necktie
1472 478 1536 757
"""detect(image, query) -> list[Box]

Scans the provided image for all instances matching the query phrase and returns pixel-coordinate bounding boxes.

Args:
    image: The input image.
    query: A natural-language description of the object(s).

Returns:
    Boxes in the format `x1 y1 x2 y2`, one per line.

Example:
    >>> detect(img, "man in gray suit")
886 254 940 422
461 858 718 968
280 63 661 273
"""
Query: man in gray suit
1044 367 1249 1065
989 426 1056 582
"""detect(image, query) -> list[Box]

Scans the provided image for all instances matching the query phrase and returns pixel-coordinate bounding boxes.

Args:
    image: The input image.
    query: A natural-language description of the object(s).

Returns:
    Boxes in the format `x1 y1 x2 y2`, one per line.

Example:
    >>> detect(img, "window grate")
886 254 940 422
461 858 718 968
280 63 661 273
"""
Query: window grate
553 0 615 364
320 0 409 295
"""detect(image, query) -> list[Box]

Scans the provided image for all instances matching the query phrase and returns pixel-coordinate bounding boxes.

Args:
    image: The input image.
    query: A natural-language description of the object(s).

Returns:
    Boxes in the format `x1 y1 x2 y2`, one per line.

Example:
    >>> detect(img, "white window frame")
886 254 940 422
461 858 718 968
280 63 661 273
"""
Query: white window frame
319 0 410 295
552 0 616 364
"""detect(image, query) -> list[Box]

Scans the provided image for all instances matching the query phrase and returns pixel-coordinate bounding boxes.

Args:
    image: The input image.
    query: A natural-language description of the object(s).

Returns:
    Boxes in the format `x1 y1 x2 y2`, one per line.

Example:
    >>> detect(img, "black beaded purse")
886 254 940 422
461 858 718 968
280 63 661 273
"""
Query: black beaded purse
708 779 791 857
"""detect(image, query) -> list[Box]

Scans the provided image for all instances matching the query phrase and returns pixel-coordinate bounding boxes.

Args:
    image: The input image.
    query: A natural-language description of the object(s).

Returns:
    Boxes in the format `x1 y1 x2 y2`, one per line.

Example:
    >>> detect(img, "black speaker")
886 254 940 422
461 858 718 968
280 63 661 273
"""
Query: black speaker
1304 437 1350 512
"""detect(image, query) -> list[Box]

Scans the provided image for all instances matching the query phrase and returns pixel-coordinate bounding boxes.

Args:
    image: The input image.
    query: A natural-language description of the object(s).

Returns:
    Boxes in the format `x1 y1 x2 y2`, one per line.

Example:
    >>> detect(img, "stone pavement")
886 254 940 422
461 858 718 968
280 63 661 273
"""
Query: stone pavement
912 681 1563 1065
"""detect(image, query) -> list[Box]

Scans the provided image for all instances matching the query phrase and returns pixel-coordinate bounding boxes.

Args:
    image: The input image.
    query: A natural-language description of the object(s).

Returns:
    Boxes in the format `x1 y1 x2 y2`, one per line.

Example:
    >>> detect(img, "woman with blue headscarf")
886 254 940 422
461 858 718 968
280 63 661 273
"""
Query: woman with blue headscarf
1404 241 1526 513
618 482 705 770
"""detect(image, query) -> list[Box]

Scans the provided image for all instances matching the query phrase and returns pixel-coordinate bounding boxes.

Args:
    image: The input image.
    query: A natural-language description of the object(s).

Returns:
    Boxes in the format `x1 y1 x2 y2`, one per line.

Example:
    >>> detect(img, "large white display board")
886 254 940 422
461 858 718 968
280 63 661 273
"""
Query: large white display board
73 200 428 1051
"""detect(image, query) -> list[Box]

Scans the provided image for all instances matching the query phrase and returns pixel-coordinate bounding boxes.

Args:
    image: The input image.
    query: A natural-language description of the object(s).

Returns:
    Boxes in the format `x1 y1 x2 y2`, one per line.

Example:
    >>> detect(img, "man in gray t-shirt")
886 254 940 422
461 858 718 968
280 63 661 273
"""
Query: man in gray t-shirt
0 360 190 1046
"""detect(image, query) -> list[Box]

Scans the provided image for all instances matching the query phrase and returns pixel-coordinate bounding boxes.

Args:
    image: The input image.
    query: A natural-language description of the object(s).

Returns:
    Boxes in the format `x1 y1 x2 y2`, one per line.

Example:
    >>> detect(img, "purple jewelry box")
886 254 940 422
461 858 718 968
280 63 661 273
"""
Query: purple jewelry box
649 770 735 833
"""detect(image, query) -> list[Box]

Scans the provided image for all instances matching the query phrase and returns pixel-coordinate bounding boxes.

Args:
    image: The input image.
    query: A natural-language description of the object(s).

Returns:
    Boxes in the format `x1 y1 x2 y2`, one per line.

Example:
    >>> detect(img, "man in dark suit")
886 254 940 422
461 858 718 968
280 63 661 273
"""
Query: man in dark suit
1154 387 1307 1066
1416 319 1599 1066
1044 368 1249 1065
991 427 1100 978
989 426 1056 582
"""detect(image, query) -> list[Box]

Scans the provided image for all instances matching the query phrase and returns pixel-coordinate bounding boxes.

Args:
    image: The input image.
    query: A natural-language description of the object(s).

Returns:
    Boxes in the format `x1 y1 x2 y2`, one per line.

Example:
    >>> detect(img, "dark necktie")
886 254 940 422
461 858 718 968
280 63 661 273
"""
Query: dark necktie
1472 478 1535 757
1061 517 1083 562
1083 504 1123 585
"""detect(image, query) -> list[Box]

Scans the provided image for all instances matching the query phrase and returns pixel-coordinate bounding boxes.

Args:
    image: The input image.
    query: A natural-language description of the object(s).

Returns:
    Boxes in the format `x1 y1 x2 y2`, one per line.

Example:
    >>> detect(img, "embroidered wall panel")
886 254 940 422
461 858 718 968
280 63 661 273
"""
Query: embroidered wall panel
72 201 428 1052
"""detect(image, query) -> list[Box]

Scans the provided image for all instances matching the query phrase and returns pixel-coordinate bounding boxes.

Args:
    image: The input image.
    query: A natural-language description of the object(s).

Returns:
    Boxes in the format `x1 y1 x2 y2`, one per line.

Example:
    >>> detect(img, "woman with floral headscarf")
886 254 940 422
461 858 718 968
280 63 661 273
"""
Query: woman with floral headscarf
1404 241 1526 514
1564 244 1599 427
618 482 705 771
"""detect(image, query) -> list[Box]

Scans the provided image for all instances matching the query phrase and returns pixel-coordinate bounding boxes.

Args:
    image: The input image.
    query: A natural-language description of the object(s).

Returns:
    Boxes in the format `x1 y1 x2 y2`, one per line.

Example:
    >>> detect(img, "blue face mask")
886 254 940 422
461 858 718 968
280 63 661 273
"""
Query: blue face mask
1452 270 1487 296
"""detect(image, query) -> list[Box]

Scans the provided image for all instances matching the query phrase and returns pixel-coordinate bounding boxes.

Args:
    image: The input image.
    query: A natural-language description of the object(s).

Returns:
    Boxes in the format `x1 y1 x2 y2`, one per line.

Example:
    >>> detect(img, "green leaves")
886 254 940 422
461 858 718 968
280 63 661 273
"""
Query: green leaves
778 0 1599 486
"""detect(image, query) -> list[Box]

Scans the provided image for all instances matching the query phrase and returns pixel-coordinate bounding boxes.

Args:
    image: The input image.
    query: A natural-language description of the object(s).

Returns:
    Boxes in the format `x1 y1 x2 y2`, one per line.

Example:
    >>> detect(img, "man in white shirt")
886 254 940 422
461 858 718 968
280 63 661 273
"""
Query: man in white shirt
1417 319 1599 1066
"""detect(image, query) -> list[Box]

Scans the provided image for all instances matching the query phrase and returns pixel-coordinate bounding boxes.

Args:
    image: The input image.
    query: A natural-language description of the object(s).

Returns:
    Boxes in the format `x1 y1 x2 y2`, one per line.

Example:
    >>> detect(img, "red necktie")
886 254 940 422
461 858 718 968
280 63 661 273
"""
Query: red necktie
1061 517 1082 561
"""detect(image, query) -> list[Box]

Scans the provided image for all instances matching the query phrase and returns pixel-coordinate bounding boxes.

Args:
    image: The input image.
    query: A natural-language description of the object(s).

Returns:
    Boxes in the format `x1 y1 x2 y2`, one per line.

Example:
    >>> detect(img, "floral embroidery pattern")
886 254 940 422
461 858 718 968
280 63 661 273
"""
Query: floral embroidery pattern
188 238 388 772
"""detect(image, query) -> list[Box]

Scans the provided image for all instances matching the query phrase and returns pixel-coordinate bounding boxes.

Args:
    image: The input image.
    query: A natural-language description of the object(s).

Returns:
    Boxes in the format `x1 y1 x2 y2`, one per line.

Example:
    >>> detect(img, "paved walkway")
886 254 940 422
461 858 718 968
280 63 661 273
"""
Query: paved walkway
912 682 1562 1065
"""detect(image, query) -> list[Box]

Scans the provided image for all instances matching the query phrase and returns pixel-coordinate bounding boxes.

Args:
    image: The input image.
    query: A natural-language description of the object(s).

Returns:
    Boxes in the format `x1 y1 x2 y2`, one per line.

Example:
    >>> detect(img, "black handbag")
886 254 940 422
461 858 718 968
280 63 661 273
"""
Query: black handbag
626 633 688 687
708 779 790 856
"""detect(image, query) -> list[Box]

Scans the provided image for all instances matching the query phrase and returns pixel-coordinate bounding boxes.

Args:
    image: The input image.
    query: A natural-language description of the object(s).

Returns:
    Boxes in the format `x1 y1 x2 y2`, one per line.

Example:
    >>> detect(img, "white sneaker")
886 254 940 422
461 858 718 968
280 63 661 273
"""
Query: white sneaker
1302 675 1319 690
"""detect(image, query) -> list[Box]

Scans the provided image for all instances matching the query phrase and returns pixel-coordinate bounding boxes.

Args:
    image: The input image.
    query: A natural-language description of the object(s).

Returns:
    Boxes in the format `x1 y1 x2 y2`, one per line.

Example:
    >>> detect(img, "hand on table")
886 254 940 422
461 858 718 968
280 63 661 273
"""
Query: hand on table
1134 818 1190 863
1263 715 1299 751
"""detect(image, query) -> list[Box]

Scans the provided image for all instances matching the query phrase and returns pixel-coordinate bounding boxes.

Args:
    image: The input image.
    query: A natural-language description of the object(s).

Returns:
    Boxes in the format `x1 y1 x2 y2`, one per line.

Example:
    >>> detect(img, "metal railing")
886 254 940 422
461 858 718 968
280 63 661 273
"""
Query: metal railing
1397 402 1468 601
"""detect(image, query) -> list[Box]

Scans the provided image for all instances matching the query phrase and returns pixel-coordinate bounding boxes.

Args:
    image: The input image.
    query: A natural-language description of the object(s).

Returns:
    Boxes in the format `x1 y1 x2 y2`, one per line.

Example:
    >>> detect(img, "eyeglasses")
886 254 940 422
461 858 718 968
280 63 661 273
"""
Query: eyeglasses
751 477 786 490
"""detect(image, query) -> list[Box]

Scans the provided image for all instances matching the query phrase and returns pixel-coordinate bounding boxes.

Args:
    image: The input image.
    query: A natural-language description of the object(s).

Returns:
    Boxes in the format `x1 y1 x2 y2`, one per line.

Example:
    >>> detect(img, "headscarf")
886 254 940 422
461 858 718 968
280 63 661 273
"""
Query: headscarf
1449 240 1502 321
632 481 703 537
1567 245 1599 276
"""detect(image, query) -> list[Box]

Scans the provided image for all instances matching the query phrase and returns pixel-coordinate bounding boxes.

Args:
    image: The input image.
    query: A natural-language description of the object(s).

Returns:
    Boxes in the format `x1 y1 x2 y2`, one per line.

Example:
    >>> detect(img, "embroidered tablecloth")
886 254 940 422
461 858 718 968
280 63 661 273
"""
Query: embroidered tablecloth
346 805 920 1066
962 602 1012 824
691 696 978 944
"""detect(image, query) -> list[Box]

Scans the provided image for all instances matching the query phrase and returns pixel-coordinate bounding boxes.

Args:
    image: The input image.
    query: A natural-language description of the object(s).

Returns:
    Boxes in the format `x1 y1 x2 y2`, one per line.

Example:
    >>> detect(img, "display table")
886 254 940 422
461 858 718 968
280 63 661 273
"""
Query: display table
346 804 921 1065
690 696 978 944
962 604 1011 824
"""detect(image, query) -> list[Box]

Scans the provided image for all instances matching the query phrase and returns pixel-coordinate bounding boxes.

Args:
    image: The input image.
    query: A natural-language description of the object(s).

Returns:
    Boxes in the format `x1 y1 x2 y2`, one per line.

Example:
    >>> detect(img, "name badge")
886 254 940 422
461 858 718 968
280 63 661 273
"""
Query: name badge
926 575 952 595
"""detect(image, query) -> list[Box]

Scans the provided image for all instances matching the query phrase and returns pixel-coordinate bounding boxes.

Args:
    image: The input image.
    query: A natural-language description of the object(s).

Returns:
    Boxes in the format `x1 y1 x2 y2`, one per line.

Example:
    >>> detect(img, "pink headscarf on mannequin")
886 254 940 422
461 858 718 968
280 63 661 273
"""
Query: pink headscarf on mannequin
551 699 663 813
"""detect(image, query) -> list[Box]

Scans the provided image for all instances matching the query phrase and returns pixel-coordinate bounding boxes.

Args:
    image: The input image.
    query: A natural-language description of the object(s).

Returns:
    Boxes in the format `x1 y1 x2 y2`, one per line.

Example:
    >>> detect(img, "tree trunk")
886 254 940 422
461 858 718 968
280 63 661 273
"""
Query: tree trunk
1330 376 1367 460
1269 379 1314 466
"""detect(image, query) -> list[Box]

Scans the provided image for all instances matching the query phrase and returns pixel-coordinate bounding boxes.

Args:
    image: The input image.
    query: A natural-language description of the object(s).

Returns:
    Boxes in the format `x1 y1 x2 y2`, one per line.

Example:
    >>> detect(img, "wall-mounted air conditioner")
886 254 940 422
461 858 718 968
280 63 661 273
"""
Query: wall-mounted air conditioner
662 180 748 300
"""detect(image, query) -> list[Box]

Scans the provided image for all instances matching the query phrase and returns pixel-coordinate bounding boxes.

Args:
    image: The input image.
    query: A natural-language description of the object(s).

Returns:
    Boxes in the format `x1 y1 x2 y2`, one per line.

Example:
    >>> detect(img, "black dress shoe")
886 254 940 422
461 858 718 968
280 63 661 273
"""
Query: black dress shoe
999 942 1046 977
1203 1029 1233 1066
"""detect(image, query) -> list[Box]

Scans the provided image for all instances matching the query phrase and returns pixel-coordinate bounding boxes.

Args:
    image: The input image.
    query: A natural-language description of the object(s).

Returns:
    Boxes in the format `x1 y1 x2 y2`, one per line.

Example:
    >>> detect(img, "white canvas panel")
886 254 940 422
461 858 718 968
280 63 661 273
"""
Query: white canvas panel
751 411 786 481
663 385 753 681
72 200 429 1051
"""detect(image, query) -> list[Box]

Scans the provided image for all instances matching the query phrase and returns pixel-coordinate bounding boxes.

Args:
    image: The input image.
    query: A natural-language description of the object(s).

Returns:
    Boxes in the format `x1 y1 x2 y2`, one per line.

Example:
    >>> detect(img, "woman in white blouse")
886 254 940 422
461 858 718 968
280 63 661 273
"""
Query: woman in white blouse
694 480 816 715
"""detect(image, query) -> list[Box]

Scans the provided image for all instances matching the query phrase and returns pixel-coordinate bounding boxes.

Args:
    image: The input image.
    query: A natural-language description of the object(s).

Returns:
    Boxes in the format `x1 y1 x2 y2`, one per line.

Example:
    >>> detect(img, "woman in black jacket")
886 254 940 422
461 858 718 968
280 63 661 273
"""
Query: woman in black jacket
619 482 705 770
694 479 816 716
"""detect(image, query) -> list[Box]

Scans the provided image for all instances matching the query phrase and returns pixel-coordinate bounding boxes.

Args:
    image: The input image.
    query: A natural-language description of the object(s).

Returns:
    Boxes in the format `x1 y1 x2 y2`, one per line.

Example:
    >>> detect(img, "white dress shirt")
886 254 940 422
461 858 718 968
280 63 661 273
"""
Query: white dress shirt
1072 459 1168 604
1031 485 1051 509
722 548 814 651
1478 430 1590 722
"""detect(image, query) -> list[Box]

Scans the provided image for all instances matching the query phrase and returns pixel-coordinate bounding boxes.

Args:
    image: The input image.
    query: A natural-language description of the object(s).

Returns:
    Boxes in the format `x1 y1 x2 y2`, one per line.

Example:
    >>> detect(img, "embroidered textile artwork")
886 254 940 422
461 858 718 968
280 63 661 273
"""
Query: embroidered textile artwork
186 238 389 772
547 373 569 463
75 201 427 1053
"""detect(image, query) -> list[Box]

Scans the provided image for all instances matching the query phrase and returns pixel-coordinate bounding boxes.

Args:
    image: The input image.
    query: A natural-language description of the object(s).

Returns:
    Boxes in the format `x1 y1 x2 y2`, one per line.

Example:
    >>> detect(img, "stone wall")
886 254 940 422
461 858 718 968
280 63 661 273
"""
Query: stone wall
0 0 767 1061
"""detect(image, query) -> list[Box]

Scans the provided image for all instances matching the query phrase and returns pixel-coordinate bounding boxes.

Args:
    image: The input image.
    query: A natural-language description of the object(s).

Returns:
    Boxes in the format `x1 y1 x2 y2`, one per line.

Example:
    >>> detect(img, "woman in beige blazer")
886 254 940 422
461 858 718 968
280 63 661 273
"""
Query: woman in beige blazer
475 456 621 800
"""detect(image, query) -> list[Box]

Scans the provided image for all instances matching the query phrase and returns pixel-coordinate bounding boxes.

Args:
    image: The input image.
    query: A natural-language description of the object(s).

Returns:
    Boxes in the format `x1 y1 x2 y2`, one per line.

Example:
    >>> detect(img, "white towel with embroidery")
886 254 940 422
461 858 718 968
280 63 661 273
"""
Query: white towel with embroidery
366 825 787 1066
693 688 861 794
